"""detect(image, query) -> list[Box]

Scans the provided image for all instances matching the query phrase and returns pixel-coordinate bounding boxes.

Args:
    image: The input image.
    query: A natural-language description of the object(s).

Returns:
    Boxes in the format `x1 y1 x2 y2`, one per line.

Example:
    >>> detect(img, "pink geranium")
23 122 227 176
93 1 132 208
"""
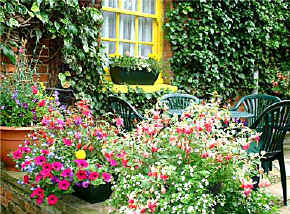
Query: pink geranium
58 180 70 190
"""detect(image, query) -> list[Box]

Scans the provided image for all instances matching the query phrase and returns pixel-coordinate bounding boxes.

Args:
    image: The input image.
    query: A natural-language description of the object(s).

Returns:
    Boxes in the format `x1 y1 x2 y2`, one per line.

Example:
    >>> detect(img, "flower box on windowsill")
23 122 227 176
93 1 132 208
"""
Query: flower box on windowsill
110 66 159 85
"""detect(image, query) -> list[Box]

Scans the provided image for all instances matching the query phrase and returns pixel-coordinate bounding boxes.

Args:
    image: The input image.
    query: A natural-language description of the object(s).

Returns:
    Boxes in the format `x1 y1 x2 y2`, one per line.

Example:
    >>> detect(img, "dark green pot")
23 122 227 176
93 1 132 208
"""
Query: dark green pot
110 66 159 85
72 183 112 204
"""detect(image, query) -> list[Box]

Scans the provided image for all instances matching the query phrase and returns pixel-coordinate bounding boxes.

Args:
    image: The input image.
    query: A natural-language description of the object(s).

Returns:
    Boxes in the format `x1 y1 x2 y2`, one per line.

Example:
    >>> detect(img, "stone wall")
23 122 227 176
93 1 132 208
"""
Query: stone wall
0 169 110 214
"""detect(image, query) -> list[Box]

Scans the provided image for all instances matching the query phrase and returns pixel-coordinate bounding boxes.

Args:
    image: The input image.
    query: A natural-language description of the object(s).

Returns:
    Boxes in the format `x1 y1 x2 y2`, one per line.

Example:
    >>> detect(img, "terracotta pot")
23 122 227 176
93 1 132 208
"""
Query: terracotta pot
0 126 34 171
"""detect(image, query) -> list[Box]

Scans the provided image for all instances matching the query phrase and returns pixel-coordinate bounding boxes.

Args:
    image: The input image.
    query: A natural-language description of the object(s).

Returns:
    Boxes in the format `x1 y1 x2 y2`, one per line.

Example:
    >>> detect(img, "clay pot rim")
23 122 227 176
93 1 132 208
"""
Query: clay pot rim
0 126 41 131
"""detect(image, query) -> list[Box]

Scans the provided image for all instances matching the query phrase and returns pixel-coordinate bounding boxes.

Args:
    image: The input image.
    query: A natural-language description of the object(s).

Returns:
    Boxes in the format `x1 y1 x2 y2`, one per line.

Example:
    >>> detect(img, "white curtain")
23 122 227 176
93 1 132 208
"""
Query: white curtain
142 0 155 14
102 12 116 38
119 15 135 41
103 41 116 54
138 45 152 57
139 17 152 42
122 0 137 11
102 0 118 8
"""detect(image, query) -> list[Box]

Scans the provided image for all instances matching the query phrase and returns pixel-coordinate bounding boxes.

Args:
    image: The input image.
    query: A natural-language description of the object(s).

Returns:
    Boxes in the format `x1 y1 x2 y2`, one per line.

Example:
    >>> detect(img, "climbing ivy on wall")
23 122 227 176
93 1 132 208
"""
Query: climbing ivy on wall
0 0 108 113
164 0 289 100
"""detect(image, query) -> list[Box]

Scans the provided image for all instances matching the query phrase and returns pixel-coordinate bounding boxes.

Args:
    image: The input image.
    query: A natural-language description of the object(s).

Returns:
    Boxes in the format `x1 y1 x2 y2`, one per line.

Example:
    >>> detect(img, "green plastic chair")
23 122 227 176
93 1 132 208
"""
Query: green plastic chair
231 94 281 127
108 96 145 131
159 93 200 117
249 100 290 206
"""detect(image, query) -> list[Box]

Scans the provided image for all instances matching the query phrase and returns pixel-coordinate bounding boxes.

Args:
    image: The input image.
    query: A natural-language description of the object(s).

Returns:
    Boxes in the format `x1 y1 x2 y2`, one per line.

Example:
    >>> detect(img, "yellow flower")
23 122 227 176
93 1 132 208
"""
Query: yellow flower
40 82 46 90
49 97 54 101
75 150 86 160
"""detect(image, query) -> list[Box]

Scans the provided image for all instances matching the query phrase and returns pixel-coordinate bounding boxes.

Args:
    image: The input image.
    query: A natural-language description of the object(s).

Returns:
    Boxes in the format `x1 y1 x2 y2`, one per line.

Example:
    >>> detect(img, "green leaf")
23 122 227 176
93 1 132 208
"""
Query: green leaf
1 45 16 64
31 2 40 12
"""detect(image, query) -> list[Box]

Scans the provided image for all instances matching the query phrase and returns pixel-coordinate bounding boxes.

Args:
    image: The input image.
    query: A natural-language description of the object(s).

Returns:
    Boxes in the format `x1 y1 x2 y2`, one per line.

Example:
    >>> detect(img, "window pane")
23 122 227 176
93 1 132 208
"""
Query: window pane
138 44 152 57
119 43 135 56
103 41 116 55
122 0 137 11
102 12 116 38
142 0 155 14
138 17 152 42
120 15 135 41
102 0 118 8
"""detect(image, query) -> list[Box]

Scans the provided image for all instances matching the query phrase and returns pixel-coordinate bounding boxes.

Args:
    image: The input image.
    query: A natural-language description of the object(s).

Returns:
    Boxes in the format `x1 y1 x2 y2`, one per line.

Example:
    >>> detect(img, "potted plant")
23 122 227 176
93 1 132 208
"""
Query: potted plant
11 100 115 205
109 55 161 85
0 46 54 170
104 100 277 213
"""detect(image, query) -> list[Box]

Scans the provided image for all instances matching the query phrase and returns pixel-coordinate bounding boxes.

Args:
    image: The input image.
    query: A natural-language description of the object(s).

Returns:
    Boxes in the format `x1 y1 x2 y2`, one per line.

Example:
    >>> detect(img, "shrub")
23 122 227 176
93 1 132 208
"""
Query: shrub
164 0 289 100
104 100 278 213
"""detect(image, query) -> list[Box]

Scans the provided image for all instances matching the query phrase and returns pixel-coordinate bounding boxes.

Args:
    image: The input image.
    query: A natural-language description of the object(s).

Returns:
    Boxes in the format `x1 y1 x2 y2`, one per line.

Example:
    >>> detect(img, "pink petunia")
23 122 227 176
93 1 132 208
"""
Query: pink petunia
21 147 32 153
42 163 52 170
36 197 44 205
13 150 23 159
58 180 70 191
41 149 49 155
63 138 72 146
52 162 63 171
61 168 72 177
40 169 51 177
102 172 112 183
109 159 118 167
35 156 46 166
30 187 44 198
89 172 99 180
74 159 88 168
35 174 43 183
47 194 59 205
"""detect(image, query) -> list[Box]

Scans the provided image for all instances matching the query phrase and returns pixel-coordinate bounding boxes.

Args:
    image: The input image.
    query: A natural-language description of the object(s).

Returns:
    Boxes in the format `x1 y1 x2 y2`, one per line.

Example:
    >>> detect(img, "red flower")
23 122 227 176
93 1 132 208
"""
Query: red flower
148 200 157 213
76 170 87 180
89 172 99 180
63 138 72 146
38 100 46 107
23 175 29 184
160 174 169 181
32 86 38 94
13 150 23 159
61 168 72 177
102 172 112 183
47 194 59 205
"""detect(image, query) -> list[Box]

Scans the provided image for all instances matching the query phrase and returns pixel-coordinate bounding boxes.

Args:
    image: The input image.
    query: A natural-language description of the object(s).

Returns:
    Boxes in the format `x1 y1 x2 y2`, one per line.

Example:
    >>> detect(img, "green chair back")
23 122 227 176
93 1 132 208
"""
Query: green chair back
250 100 290 205
108 96 144 131
159 93 200 116
231 94 281 127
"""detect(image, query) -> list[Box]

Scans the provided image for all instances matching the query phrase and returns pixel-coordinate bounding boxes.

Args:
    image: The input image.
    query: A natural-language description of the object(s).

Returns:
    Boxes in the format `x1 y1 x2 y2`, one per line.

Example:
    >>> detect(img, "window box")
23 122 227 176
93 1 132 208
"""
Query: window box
110 66 159 85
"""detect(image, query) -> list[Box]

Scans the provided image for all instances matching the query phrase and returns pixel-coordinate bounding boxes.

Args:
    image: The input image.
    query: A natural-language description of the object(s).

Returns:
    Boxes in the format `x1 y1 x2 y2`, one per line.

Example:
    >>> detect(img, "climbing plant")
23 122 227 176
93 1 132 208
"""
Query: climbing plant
0 0 108 113
164 0 289 100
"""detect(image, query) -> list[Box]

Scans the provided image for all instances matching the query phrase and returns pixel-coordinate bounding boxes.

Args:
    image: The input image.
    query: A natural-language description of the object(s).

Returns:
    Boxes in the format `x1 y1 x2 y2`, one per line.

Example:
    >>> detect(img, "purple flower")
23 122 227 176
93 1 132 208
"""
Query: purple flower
33 115 37 121
12 91 18 99
51 176 60 184
32 108 36 114
23 102 28 109
1 106 5 110
74 117 82 126
82 181 90 188
15 99 21 105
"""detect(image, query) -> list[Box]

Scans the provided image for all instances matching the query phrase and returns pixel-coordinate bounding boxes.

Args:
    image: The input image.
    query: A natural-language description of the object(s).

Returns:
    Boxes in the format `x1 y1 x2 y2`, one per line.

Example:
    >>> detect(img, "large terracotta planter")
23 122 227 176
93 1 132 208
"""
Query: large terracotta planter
0 126 34 171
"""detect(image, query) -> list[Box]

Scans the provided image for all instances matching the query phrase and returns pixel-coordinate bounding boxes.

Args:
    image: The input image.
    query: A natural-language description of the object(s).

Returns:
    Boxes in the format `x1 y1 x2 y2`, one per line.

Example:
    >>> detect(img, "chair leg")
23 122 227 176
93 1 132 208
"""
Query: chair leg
278 155 288 206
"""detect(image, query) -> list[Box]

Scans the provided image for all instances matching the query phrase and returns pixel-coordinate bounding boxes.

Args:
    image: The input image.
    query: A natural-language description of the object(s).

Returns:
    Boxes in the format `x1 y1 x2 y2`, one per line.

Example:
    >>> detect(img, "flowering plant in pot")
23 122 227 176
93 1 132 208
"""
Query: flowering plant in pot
104 100 278 213
109 54 162 85
0 46 54 170
11 100 115 205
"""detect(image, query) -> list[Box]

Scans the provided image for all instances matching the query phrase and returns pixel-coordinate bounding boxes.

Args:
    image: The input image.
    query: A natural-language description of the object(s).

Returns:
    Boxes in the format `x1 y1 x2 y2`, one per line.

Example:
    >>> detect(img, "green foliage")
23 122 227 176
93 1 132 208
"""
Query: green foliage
0 0 107 114
164 0 289 100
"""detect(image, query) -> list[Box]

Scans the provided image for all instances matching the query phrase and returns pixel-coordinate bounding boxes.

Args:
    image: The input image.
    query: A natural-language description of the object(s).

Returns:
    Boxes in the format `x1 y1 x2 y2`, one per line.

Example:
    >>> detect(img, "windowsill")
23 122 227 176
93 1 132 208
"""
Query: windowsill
110 83 178 93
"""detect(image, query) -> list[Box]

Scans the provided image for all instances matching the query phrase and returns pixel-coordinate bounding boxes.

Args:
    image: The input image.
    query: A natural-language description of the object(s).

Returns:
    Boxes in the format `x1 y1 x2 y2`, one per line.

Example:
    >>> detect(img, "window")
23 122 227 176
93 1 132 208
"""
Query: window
101 0 163 59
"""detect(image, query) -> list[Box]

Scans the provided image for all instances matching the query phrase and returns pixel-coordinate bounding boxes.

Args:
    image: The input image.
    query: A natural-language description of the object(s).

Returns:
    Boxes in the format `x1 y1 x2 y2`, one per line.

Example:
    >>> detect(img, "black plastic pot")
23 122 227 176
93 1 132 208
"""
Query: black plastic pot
110 66 159 85
72 183 113 204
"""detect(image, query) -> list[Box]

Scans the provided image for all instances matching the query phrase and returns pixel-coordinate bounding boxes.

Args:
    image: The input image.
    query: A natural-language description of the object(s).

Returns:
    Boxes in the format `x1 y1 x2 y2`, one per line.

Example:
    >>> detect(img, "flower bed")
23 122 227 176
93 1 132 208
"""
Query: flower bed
103 100 278 213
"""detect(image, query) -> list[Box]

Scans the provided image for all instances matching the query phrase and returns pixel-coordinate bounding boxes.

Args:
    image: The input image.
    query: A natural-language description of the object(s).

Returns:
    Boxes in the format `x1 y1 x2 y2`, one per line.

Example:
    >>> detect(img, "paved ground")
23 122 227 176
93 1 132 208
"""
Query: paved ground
267 134 290 213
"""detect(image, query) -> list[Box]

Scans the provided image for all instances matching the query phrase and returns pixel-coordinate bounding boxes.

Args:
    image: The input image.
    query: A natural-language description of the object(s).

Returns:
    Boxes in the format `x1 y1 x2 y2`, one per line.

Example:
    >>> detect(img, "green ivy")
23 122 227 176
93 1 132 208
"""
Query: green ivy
0 0 109 114
164 0 289 100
